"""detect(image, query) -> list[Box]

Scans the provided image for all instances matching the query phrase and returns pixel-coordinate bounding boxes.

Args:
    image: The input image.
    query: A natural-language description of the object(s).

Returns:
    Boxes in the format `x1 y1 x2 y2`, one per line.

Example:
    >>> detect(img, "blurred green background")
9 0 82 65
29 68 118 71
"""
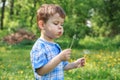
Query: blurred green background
0 0 120 80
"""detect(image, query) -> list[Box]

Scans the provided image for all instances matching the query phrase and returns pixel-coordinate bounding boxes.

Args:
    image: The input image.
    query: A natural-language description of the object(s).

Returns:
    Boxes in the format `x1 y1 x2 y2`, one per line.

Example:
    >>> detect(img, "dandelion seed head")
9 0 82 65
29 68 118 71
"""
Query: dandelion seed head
83 49 90 54
73 34 76 39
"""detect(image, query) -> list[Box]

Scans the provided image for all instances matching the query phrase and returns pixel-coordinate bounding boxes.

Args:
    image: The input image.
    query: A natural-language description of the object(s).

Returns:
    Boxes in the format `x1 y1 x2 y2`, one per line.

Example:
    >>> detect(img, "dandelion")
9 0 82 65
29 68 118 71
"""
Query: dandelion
83 49 90 54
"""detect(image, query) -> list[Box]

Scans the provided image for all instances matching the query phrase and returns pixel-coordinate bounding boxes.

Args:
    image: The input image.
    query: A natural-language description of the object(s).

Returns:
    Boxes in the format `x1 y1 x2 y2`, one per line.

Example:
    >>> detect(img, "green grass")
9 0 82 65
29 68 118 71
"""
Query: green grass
0 40 120 80
65 49 120 80
0 44 34 80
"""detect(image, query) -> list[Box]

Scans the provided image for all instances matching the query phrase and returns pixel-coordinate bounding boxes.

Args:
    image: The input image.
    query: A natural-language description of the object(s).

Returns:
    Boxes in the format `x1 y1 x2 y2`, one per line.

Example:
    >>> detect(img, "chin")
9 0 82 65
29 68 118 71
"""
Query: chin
55 36 61 38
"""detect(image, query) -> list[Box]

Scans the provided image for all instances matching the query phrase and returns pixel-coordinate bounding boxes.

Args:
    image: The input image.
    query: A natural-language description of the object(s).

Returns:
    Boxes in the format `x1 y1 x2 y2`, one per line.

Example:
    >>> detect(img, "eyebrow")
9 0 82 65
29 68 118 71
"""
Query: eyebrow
53 19 64 22
53 20 64 24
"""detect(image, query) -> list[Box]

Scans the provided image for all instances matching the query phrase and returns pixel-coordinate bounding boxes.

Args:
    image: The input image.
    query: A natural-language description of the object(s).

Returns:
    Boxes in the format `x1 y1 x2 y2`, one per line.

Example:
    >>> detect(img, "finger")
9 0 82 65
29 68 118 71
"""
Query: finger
81 59 85 63
67 51 71 55
77 64 81 68
67 56 70 60
81 61 85 66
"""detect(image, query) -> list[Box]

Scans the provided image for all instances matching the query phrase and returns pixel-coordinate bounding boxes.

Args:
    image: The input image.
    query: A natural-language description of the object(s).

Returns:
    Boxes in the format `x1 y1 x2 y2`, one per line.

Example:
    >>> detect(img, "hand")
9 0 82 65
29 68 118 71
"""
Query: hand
58 49 71 61
74 57 85 68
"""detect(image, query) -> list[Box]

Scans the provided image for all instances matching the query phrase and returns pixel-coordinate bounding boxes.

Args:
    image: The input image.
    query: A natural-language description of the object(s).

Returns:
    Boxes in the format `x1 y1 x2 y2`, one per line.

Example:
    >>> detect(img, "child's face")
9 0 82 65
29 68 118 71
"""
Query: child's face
43 13 64 40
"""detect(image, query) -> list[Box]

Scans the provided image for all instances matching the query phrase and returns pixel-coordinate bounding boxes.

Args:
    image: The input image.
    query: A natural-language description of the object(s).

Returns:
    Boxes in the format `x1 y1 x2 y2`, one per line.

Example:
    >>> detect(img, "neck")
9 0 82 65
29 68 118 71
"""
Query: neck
40 33 54 43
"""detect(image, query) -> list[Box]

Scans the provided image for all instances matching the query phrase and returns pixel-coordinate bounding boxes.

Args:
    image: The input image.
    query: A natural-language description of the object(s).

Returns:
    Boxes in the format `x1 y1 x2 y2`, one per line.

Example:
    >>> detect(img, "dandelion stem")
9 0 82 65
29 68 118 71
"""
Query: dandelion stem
69 34 76 49
69 38 74 49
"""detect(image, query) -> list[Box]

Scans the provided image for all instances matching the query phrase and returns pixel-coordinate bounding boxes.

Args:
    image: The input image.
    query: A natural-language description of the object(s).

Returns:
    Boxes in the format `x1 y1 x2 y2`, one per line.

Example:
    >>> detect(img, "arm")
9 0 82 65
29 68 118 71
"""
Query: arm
36 55 61 75
36 49 71 76
64 57 85 70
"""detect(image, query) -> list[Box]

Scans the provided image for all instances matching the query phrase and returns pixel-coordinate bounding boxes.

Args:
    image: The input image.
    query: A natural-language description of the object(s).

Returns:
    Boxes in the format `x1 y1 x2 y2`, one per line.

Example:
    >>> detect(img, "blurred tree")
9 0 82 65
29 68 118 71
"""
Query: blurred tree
10 0 14 17
0 0 6 30
30 0 37 27
103 0 120 36
0 0 120 37
91 0 120 37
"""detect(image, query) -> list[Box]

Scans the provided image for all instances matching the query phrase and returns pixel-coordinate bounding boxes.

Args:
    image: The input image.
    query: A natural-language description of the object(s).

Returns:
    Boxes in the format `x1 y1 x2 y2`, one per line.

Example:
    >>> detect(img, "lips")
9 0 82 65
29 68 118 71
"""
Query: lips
58 32 62 35
58 32 61 34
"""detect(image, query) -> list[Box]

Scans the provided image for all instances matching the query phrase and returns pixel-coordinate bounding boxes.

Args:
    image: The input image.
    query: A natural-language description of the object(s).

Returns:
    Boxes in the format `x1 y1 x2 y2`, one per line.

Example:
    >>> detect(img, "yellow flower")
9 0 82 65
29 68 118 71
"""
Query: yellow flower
18 70 23 74
107 64 111 67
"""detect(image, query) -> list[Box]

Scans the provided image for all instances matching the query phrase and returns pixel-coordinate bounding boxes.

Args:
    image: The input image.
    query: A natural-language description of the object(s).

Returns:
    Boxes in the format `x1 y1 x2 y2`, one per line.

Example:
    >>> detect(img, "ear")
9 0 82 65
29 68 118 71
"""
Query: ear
38 20 44 29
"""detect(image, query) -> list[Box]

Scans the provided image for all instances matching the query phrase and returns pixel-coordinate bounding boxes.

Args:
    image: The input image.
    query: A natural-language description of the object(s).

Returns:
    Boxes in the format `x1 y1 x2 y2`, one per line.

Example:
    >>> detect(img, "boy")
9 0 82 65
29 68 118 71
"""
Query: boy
30 4 85 80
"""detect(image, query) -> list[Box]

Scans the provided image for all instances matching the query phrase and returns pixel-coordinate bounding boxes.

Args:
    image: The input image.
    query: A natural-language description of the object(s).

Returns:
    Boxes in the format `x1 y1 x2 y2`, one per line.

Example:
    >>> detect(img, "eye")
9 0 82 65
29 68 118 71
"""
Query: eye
53 22 59 25
53 21 64 26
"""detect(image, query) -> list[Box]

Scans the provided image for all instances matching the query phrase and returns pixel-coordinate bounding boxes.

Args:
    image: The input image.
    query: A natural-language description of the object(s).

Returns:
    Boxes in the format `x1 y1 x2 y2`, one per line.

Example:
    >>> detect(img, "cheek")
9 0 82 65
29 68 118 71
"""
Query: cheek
61 28 64 33
48 24 56 30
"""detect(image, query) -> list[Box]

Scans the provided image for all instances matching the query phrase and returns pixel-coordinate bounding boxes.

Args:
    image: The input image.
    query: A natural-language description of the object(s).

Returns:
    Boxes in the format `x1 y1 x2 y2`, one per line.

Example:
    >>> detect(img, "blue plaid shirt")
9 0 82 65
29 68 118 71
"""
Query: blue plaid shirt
30 38 68 80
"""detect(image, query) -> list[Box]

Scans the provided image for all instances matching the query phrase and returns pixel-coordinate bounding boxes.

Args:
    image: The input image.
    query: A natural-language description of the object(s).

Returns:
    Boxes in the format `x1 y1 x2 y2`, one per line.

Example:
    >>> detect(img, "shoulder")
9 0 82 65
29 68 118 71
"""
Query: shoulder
33 38 45 49
30 38 46 53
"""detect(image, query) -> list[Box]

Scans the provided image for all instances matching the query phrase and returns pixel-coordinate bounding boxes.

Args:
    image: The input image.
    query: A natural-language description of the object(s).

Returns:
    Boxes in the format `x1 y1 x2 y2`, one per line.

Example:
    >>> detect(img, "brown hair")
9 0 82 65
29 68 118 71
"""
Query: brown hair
37 4 66 24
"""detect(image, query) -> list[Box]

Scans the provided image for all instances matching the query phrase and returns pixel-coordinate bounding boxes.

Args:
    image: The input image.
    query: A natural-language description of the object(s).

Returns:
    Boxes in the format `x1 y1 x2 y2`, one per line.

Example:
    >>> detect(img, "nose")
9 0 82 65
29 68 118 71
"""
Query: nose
58 25 62 29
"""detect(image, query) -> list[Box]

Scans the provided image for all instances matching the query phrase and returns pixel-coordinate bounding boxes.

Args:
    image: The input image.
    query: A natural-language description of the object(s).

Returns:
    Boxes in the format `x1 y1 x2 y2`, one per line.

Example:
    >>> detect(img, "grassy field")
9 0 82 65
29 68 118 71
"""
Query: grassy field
0 42 120 80
65 49 120 80
0 44 34 80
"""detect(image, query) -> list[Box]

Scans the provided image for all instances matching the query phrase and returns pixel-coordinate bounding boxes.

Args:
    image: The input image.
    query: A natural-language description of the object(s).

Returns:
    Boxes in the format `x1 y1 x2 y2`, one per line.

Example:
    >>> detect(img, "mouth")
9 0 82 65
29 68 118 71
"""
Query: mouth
58 32 62 35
